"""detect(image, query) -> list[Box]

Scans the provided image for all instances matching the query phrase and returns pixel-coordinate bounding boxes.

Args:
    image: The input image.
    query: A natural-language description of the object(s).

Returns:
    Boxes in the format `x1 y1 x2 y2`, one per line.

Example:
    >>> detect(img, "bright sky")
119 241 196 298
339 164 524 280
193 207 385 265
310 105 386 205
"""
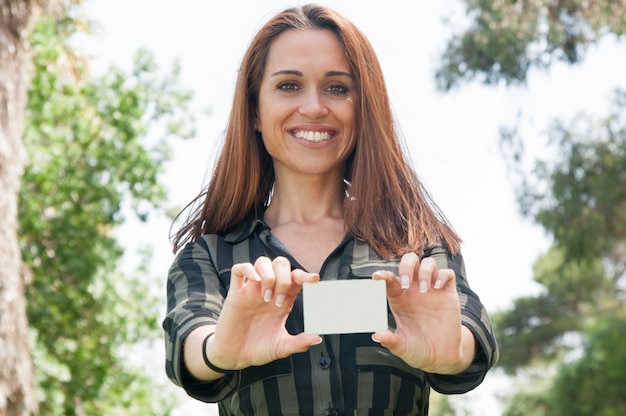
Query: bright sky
77 0 624 414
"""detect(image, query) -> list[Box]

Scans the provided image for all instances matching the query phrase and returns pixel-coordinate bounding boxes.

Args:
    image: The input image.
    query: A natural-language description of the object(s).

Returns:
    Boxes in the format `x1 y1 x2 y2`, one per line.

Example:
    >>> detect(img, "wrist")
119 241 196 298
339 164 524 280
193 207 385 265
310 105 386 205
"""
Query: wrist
420 326 476 375
454 326 477 374
202 332 236 374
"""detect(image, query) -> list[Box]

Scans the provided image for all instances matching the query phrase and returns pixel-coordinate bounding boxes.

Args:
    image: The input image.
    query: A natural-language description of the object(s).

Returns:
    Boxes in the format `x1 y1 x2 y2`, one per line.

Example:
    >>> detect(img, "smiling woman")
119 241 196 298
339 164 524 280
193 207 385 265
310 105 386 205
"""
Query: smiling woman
257 28 357 200
163 4 498 415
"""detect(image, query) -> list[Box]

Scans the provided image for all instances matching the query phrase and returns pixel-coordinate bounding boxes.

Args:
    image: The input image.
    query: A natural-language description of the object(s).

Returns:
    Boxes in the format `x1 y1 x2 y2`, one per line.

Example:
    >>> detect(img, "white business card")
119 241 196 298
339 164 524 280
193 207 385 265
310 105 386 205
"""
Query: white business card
303 279 388 334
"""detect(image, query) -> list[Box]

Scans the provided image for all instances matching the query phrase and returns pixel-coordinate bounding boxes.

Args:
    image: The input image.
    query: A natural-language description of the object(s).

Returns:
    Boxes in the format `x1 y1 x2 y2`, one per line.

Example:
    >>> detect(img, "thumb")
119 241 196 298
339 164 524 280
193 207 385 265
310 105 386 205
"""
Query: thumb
283 333 323 356
372 329 396 349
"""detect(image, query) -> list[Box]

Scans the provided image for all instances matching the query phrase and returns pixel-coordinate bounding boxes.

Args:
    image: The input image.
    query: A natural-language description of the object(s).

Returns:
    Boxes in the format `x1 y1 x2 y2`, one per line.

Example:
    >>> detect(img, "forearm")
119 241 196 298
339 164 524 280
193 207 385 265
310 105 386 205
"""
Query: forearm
183 325 225 381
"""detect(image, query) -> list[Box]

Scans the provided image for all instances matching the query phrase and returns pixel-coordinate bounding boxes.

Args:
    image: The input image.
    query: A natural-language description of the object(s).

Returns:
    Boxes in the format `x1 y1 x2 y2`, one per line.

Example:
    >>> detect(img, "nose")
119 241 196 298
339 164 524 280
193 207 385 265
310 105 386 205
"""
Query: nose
297 89 330 119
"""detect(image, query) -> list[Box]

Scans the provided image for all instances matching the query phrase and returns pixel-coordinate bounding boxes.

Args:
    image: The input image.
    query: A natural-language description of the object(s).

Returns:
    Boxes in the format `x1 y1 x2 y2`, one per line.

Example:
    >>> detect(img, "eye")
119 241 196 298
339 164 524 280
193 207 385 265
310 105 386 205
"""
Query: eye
327 82 350 95
277 81 300 92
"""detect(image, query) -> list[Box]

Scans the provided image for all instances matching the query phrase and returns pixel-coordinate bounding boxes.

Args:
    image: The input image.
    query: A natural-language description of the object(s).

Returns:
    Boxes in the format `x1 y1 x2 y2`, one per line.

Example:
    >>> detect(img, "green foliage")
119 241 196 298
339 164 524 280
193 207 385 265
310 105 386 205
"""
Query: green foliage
524 89 626 261
548 317 626 415
19 13 194 415
429 391 458 416
502 375 552 416
494 245 605 372
436 0 626 89
493 90 626 412
494 294 575 372
436 2 626 414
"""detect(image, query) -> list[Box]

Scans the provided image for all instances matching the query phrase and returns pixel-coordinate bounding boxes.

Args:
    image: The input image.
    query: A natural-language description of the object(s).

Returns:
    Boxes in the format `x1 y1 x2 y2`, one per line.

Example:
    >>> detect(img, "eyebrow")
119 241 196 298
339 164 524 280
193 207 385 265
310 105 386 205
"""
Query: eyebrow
270 69 353 78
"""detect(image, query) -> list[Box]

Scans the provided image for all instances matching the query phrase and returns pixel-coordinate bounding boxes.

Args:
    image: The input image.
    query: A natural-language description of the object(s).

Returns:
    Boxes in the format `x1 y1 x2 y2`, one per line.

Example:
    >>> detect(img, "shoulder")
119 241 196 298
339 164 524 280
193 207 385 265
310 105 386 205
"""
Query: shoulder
177 215 265 256
423 245 465 274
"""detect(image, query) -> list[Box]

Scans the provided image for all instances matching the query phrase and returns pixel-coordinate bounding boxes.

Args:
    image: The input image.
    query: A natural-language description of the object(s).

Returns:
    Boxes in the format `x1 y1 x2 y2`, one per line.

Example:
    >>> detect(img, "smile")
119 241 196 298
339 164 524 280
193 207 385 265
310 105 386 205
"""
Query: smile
293 130 333 143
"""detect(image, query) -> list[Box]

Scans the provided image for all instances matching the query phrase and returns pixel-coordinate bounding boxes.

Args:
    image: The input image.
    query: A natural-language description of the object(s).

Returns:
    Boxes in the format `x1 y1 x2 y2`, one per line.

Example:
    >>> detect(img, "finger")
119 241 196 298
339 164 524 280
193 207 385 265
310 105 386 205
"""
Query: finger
417 257 438 293
271 256 292 307
230 262 258 290
254 256 277 303
372 270 403 297
291 269 320 286
399 252 420 290
433 268 456 291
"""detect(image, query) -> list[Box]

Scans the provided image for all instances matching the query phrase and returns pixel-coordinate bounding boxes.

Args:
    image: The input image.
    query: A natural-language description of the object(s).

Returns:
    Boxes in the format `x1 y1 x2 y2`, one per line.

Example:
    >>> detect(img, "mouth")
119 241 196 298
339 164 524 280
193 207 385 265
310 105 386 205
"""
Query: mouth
292 130 334 143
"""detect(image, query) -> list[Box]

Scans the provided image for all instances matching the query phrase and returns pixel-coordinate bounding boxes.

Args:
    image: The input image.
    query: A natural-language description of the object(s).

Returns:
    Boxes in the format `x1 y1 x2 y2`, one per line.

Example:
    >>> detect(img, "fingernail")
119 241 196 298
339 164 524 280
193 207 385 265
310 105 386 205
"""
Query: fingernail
400 274 410 289
434 279 443 289
275 294 285 307
371 334 381 343
264 289 272 302
312 336 323 346
419 280 428 293
251 272 262 281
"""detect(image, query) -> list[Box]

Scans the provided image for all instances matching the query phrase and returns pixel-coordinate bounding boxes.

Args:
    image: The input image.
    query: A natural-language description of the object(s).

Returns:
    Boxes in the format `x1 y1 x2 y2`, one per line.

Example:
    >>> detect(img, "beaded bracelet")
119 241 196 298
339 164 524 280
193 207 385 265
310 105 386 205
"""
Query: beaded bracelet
202 332 235 374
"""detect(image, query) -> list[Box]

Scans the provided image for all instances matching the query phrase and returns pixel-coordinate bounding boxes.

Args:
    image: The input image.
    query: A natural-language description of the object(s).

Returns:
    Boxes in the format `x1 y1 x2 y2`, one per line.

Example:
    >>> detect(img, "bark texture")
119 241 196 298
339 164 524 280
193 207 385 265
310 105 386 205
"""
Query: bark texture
0 0 37 414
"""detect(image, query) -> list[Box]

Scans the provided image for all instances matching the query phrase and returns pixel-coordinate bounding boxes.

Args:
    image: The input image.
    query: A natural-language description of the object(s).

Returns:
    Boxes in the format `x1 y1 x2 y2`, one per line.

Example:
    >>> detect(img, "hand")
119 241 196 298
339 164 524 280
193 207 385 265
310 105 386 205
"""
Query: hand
206 256 321 372
371 253 475 374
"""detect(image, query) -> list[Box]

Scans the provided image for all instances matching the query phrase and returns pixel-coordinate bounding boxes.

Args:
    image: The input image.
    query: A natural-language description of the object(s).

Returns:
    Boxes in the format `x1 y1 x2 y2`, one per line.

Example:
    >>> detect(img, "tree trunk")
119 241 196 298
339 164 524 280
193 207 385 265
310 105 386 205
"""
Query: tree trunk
0 0 37 414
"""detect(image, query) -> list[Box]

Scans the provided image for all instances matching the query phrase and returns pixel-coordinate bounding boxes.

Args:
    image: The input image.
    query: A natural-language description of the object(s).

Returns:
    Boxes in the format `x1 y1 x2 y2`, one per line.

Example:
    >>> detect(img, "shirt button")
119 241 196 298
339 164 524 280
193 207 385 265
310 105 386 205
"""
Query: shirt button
324 407 338 416
319 356 332 369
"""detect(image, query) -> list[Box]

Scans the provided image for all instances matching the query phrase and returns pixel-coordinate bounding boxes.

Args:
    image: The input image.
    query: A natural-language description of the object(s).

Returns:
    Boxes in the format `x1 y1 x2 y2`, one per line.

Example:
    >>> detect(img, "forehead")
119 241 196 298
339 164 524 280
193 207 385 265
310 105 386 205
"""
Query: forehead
264 28 351 72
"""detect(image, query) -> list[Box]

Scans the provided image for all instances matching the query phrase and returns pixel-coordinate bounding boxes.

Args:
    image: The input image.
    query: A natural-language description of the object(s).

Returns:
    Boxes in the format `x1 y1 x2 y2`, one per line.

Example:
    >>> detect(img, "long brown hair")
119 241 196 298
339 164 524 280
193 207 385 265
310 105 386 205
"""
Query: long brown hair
172 4 461 257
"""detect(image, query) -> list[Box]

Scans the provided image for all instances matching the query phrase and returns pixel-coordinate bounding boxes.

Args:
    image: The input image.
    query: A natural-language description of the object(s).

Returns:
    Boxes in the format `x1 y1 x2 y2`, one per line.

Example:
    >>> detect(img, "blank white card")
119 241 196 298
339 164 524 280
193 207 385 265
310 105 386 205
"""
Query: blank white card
303 279 388 334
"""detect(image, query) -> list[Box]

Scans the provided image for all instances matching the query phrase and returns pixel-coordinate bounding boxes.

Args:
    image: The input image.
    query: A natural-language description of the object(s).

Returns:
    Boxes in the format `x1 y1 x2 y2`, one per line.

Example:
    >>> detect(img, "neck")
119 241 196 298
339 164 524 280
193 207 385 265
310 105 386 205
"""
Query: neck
264 175 346 227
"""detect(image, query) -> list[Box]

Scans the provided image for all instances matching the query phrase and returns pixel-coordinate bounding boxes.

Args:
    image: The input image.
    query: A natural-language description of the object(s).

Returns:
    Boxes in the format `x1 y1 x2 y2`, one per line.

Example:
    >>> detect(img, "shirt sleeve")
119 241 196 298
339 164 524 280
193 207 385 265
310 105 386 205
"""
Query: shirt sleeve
162 237 241 402
423 246 500 394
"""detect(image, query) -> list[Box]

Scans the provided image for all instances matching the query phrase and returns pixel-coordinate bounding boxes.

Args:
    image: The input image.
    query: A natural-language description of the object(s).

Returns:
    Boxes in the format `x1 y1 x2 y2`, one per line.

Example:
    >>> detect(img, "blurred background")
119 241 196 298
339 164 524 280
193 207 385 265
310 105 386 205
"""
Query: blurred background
1 0 624 414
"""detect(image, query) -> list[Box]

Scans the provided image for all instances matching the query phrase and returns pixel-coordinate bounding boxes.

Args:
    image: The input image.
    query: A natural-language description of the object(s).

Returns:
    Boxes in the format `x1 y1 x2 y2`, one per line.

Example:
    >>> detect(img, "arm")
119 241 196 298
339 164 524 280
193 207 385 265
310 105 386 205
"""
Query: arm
164 238 321 401
183 324 224 381
164 237 247 402
182 257 321 379
426 246 499 393
372 246 498 392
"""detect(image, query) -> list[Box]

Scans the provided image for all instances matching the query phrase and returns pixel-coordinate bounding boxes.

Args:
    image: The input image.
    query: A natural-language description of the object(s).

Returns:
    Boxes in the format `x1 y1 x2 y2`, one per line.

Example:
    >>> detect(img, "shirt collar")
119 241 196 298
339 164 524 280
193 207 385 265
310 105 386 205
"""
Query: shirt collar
223 212 269 243
222 211 356 247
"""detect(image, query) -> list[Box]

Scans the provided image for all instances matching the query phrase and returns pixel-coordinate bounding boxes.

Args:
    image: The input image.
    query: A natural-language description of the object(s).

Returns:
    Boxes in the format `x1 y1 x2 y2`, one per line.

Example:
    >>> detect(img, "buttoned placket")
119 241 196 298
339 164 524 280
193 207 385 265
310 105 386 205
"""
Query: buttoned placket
259 224 355 414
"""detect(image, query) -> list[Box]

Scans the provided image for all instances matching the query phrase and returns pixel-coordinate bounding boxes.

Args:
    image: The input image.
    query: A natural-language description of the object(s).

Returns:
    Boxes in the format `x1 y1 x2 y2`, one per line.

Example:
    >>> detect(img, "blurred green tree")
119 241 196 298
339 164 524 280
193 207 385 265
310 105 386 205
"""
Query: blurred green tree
436 1 626 414
17 10 194 416
436 0 626 90
1 0 77 413
497 93 626 414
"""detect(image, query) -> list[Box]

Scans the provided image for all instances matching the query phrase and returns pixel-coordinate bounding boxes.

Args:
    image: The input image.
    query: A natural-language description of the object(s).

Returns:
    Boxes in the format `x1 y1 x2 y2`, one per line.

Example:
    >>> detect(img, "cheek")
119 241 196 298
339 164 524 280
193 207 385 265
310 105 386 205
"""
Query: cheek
256 91 271 131
256 107 271 133
256 100 288 134
344 103 357 149
342 98 356 125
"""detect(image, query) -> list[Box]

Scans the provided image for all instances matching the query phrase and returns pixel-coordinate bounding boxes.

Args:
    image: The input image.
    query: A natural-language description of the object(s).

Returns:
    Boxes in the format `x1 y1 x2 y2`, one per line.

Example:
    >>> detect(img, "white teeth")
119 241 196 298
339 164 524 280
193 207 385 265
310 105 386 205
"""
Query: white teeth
294 130 332 143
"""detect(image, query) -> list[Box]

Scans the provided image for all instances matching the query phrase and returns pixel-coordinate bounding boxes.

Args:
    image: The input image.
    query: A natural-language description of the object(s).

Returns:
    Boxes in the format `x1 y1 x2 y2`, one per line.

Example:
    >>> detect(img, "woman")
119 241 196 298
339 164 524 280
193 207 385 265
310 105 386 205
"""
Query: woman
164 4 498 415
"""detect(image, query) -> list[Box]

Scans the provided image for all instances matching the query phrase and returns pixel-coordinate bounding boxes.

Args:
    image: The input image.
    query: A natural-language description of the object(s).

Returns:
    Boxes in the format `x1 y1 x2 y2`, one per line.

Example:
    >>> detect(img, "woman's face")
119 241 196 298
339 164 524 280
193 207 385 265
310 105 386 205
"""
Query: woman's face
256 28 357 180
